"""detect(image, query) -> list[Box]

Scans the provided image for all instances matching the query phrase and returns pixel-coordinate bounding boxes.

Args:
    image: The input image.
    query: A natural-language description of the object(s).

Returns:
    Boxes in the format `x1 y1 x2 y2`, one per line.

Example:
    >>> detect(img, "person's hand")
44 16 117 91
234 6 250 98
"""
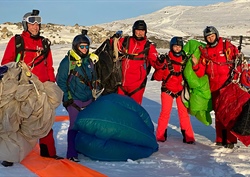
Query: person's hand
89 53 99 64
158 54 166 63
191 54 198 66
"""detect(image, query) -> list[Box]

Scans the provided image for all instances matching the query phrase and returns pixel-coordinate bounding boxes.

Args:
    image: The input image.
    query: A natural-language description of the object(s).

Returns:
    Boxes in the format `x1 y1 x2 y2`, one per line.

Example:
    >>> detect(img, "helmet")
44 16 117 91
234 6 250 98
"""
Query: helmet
132 20 147 33
132 20 147 40
22 9 41 31
170 37 183 57
72 29 91 57
203 26 219 46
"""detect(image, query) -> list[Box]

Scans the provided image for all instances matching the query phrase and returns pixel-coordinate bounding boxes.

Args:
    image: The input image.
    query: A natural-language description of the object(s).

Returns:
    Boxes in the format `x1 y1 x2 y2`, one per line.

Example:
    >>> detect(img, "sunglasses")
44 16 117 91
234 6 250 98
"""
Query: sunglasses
79 45 89 49
25 16 42 24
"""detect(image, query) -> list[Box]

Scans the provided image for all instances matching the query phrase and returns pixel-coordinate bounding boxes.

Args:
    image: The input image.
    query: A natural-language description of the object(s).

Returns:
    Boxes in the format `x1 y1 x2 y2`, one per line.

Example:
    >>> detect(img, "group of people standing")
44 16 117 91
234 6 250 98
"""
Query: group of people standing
0 9 244 167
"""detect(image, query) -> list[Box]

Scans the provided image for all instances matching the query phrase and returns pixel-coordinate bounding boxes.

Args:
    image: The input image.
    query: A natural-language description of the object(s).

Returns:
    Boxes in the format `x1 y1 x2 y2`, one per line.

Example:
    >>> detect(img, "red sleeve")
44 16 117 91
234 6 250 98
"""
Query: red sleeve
46 50 56 82
192 57 206 77
1 37 16 65
147 44 159 69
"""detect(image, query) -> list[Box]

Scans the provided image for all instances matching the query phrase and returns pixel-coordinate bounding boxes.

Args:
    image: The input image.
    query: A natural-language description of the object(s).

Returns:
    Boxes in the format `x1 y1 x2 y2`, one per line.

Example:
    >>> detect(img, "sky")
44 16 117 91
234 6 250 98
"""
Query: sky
0 0 231 26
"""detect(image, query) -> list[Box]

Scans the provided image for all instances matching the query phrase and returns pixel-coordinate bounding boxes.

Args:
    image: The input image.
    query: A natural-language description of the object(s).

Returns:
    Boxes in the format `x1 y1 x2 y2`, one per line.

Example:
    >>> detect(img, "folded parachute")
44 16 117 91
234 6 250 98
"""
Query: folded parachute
0 62 63 162
74 93 158 161
183 39 213 125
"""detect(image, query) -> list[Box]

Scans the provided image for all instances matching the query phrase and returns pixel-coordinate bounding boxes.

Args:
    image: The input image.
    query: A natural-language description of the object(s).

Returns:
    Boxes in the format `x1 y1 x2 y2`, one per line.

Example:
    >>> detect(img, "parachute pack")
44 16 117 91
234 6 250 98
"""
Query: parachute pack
94 33 153 96
15 34 51 65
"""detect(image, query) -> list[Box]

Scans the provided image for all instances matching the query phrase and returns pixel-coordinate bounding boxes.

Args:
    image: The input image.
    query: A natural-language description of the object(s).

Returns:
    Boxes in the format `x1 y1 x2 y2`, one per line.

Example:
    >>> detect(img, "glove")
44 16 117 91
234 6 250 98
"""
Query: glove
63 99 73 109
113 30 123 38
158 54 166 63
89 53 99 64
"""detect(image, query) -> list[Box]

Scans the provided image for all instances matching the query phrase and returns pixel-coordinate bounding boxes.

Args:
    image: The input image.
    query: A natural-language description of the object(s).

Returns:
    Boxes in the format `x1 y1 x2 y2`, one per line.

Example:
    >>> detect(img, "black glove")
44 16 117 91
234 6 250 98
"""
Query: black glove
158 54 166 63
63 99 73 109
112 30 123 38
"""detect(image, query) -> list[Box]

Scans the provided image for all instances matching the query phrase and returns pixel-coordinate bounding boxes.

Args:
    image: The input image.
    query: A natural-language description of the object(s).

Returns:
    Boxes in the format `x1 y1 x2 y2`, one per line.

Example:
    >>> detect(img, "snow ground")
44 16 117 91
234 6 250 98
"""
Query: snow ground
0 43 249 177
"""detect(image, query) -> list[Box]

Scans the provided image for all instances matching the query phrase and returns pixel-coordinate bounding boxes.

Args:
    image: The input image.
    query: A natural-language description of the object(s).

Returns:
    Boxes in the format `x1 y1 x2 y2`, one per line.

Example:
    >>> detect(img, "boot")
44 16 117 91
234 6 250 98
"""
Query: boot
181 129 194 144
157 129 167 142
40 144 63 160
164 129 167 141
1 161 13 167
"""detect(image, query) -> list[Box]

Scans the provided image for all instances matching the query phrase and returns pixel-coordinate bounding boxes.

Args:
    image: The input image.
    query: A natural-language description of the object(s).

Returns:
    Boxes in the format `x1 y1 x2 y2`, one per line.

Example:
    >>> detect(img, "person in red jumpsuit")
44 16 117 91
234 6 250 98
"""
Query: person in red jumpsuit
1 9 62 167
153 37 195 144
117 20 158 105
192 26 239 149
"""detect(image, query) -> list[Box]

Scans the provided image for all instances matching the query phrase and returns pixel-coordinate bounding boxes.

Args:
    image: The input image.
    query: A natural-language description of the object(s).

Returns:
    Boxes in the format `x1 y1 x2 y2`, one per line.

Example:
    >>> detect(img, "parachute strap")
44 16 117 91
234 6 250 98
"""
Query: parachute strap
161 87 182 98
119 77 147 97
118 36 152 96
163 55 186 83
15 34 51 67
121 36 151 60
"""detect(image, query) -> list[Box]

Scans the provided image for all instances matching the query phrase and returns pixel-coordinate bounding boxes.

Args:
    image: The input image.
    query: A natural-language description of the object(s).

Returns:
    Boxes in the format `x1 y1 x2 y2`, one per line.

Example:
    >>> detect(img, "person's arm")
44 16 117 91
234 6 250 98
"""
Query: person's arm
147 44 160 69
192 55 206 77
56 56 70 102
1 37 16 65
46 50 56 82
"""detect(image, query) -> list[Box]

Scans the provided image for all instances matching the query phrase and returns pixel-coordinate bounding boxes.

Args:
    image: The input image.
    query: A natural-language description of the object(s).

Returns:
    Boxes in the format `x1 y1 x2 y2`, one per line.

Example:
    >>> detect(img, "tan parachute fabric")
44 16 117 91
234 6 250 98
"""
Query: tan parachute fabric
0 62 63 162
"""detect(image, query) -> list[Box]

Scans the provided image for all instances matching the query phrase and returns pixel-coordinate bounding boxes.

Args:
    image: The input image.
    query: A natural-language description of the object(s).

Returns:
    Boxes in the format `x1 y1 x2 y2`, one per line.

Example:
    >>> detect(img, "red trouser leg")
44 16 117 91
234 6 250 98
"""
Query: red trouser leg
215 118 237 144
156 92 173 141
39 129 56 157
176 96 195 142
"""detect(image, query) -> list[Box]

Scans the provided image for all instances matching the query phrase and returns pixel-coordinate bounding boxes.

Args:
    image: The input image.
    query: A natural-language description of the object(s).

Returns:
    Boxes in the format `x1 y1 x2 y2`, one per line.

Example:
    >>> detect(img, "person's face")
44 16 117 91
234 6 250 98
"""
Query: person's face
134 29 146 38
206 33 216 44
27 23 40 36
78 43 89 54
172 45 182 53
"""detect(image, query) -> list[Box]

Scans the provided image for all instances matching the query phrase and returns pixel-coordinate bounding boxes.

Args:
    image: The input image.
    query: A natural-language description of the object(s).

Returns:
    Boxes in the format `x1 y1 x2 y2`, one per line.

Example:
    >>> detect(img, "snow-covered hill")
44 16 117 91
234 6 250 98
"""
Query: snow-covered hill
98 0 250 41
1 0 250 46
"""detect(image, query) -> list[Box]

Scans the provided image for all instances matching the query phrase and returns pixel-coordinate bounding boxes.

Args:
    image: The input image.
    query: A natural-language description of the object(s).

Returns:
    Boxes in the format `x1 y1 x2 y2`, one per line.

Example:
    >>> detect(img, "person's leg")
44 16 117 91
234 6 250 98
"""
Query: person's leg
176 96 195 143
130 88 145 105
66 105 80 161
39 129 57 157
156 93 173 142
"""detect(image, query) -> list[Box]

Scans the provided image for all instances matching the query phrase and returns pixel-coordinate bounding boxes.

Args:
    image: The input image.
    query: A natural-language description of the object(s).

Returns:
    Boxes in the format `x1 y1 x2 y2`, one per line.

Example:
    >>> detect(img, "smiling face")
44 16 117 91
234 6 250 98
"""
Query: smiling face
27 23 40 36
78 43 89 55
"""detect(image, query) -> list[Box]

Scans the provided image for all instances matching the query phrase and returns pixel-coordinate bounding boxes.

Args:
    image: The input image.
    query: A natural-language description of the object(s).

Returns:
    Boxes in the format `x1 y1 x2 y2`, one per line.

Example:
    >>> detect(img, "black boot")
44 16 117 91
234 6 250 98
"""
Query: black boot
40 144 50 157
40 144 63 160
222 129 227 146
1 161 13 167
164 129 167 141
181 129 194 144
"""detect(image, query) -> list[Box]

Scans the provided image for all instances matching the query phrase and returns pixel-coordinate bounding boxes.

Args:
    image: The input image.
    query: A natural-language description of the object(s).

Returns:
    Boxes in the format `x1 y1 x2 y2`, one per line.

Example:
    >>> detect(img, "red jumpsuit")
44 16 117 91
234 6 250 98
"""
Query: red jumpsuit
1 31 57 157
117 36 158 105
154 51 195 143
193 37 239 145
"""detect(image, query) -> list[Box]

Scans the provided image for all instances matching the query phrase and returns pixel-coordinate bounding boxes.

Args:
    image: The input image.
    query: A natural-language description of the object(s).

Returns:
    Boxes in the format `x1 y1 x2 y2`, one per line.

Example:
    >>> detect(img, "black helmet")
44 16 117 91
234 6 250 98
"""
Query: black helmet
203 26 219 47
22 9 41 31
132 20 147 40
72 29 91 57
170 37 183 57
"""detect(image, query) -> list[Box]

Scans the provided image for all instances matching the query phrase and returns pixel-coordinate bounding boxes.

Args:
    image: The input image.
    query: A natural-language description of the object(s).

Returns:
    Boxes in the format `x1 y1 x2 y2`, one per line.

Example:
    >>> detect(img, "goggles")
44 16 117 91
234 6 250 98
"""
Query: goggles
25 16 42 24
79 45 89 49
